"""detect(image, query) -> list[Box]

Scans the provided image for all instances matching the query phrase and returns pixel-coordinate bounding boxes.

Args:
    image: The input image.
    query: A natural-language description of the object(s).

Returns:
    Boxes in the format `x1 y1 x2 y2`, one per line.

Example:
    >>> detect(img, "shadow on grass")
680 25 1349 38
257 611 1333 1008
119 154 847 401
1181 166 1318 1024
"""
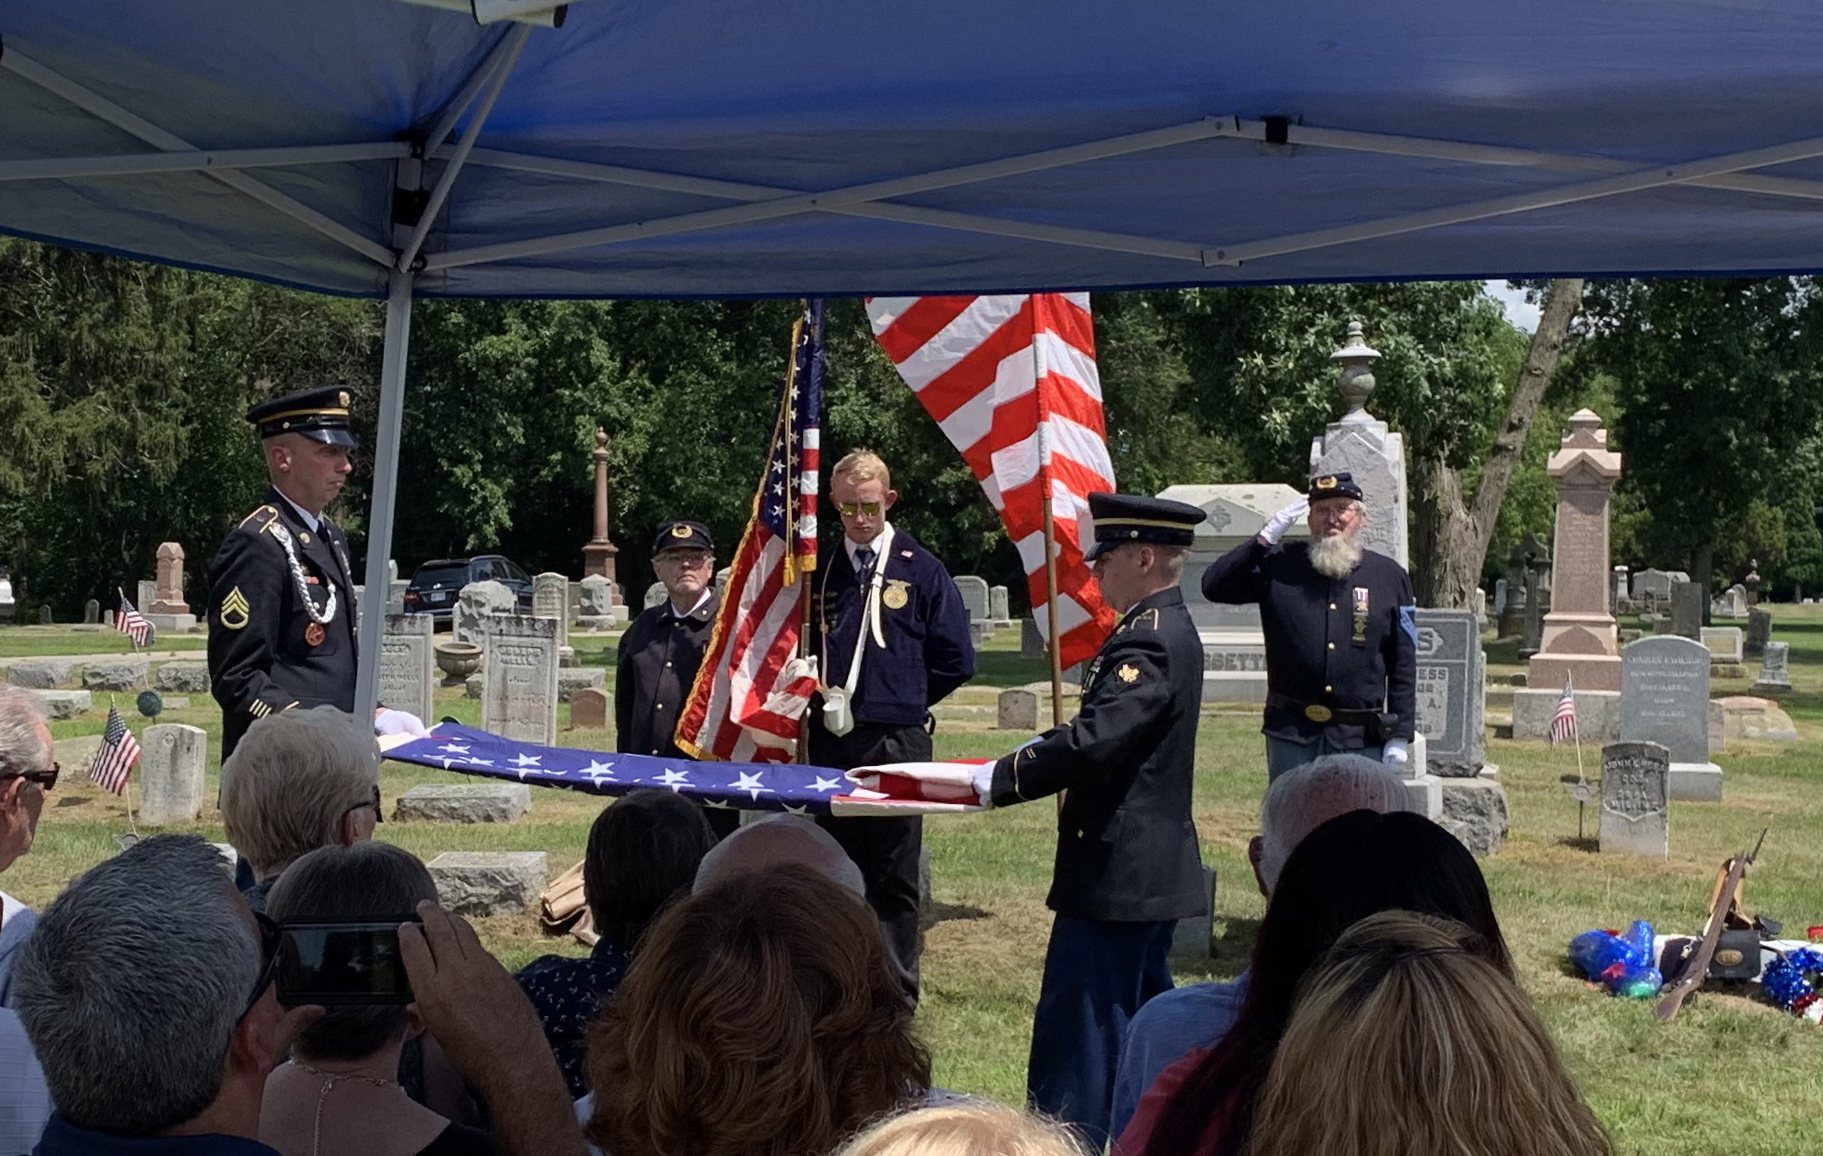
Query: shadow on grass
924 900 994 930
1557 835 1599 854
1210 914 1262 974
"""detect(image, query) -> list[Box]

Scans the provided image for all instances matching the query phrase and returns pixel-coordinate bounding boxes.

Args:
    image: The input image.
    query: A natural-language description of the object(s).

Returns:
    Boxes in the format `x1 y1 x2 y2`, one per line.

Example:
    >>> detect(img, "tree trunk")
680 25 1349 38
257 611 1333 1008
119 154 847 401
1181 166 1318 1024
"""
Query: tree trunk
1412 280 1585 608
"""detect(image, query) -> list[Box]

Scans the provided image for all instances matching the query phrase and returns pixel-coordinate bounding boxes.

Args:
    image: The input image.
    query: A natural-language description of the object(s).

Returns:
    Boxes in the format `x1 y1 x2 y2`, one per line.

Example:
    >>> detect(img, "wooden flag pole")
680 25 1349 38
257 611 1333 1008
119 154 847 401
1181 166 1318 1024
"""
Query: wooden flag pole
1032 326 1066 813
1041 499 1065 729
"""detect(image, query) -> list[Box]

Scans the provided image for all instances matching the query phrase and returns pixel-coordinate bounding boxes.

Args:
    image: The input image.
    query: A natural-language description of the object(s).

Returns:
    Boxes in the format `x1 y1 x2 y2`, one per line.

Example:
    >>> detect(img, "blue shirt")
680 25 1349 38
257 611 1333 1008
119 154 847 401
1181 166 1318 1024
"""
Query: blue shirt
0 896 39 1009
1109 971 1251 1142
35 1116 278 1156
514 938 633 1099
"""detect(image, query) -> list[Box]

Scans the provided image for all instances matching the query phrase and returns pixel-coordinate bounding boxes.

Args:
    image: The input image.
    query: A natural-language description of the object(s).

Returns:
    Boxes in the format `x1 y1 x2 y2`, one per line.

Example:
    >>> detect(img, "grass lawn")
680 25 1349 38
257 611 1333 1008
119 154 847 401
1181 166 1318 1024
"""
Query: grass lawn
0 624 207 659
7 614 1823 1154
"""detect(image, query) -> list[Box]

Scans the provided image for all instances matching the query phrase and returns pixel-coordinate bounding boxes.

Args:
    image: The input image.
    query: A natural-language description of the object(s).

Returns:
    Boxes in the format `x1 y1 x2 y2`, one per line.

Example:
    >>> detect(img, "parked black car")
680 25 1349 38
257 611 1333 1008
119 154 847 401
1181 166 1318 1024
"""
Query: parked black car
403 555 534 621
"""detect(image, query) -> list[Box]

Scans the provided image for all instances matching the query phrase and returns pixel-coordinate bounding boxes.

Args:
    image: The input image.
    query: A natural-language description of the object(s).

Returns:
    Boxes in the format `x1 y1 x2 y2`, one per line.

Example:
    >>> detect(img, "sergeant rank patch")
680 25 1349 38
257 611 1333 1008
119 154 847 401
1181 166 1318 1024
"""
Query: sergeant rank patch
219 587 251 631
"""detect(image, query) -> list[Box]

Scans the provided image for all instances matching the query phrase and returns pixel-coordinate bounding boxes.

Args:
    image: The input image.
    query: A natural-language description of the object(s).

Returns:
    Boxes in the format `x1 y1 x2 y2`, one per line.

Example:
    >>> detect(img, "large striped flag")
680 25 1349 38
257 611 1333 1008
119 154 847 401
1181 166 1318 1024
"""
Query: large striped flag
89 706 141 795
676 302 823 763
865 294 1115 668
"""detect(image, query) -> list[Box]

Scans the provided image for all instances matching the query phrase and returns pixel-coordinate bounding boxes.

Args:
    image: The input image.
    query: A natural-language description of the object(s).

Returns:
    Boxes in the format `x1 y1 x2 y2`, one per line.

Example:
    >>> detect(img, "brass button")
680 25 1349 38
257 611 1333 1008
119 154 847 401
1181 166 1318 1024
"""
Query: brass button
665 661 673 668
1076 829 1085 838
1327 642 1335 650
1325 684 1333 692
654 703 665 711
1329 602 1336 610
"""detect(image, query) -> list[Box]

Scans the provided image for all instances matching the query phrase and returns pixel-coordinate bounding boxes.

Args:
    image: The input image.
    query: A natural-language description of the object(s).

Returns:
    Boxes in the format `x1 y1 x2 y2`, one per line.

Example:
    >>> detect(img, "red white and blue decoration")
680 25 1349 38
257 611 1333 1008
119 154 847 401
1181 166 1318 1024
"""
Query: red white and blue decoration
1761 946 1823 1023
385 723 981 817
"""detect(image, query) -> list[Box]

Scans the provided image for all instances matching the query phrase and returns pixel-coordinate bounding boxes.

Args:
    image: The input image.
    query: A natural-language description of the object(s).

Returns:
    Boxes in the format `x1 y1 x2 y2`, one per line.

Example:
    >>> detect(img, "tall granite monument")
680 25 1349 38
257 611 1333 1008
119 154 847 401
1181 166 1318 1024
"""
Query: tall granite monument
1308 321 1408 567
579 429 628 625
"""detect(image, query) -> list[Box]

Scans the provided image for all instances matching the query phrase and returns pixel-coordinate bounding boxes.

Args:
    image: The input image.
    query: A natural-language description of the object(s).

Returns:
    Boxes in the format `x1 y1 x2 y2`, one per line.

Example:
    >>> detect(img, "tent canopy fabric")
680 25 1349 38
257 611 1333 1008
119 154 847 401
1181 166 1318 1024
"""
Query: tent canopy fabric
6 0 1823 300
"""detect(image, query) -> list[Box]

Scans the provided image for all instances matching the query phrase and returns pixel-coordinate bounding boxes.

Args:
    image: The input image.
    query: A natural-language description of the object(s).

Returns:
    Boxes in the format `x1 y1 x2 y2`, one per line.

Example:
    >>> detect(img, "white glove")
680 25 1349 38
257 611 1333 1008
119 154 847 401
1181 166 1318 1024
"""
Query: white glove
1381 739 1409 768
971 763 997 808
1259 497 1309 545
374 708 431 739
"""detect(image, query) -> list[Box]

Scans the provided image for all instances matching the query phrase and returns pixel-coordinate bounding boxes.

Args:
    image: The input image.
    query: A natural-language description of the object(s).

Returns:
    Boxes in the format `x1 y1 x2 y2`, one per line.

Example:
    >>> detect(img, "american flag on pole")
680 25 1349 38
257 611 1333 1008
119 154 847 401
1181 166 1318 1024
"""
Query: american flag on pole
89 706 141 795
865 294 1115 668
676 301 823 763
115 594 154 648
1548 679 1578 745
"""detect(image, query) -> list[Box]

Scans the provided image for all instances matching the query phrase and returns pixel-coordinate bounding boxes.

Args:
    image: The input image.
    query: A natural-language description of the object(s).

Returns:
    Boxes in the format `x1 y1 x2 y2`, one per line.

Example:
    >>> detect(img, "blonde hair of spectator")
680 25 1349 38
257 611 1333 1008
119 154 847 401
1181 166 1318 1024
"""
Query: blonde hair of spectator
834 1101 1087 1156
1247 911 1613 1156
219 706 379 880
832 450 891 490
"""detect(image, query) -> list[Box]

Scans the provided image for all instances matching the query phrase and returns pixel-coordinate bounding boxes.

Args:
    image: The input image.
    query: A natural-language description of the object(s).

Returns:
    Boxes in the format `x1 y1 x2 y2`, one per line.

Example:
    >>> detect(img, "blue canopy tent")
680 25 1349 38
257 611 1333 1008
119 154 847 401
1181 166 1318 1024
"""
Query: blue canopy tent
4 0 1821 712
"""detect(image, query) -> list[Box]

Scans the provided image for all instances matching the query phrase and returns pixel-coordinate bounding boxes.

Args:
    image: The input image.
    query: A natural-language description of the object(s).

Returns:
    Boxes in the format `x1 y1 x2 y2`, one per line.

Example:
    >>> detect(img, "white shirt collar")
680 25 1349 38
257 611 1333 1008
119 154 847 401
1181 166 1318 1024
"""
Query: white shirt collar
844 524 893 570
275 490 321 533
668 588 713 620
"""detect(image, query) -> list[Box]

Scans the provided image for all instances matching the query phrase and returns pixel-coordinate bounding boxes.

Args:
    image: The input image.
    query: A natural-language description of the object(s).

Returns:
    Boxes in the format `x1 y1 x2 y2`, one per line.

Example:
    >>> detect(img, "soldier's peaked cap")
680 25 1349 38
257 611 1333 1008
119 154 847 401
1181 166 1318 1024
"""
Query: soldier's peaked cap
247 386 357 447
1308 471 1365 503
653 521 714 556
1085 493 1206 560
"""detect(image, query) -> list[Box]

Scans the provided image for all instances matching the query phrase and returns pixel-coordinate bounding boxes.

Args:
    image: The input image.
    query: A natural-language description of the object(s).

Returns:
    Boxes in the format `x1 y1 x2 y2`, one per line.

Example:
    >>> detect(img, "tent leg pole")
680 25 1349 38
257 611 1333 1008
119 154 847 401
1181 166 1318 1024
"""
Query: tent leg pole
355 269 414 721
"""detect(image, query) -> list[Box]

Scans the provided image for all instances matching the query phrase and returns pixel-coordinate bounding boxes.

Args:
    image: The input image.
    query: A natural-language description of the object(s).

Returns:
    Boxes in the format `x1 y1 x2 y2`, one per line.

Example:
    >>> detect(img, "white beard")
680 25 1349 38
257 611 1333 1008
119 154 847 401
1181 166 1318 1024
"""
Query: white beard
1309 533 1364 580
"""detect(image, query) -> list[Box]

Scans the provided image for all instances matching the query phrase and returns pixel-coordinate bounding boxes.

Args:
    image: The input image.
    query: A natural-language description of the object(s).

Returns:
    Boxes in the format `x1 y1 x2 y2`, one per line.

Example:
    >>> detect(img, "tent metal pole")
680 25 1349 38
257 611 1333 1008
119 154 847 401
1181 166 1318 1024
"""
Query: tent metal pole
0 142 410 183
0 49 394 267
420 28 527 159
397 23 530 272
354 269 415 721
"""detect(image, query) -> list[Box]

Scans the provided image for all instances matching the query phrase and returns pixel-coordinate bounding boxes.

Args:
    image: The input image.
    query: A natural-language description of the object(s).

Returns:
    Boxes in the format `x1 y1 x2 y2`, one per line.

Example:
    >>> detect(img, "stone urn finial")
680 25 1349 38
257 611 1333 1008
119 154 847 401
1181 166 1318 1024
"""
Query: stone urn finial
1329 320 1381 424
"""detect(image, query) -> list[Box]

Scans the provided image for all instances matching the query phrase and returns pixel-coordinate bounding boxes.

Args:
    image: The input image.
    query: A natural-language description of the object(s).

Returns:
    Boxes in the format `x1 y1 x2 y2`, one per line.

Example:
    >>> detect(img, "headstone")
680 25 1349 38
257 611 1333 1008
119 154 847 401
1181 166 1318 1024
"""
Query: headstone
1744 563 1761 609
557 666 605 702
1437 778 1509 857
36 605 50 626
1411 610 1487 777
394 783 530 824
1715 694 1798 742
1699 626 1743 664
1612 566 1628 616
7 661 74 689
1716 585 1748 619
138 723 207 825
378 614 436 724
1526 411 1622 690
137 579 158 615
82 598 99 625
155 661 211 693
997 688 1039 731
453 580 517 646
1751 641 1793 695
0 574 11 619
25 690 90 720
955 576 991 623
427 851 547 917
1619 635 1721 800
1518 534 1551 659
576 573 616 627
151 542 189 615
1648 612 1675 635
1512 684 1621 741
1669 581 1703 639
480 615 559 744
1632 568 1673 603
1744 607 1772 658
714 567 732 595
1309 322 1408 566
1498 544 1528 637
1157 481 1309 703
532 573 571 649
988 584 1011 626
385 561 407 615
1493 578 1508 620
643 581 668 610
1021 617 1046 660
82 659 148 692
1169 865 1218 959
570 686 609 729
1599 741 1670 858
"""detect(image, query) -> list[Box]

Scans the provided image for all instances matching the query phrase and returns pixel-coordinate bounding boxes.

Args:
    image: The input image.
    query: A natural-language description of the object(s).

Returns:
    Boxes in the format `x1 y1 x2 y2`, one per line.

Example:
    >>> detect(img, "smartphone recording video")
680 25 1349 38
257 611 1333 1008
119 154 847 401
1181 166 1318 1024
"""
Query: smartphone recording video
277 919 416 1005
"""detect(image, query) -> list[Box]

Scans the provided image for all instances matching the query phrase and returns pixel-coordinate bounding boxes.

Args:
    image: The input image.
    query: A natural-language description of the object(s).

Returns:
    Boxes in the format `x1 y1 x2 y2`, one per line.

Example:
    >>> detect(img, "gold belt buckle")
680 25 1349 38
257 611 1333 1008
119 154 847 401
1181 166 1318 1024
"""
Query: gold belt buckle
1304 704 1333 723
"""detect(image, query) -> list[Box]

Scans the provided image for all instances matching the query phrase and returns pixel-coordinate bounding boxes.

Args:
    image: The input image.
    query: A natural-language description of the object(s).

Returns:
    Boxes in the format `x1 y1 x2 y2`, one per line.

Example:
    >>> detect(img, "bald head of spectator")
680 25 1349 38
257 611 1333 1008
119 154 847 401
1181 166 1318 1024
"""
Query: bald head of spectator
693 815 866 898
1251 753 1408 896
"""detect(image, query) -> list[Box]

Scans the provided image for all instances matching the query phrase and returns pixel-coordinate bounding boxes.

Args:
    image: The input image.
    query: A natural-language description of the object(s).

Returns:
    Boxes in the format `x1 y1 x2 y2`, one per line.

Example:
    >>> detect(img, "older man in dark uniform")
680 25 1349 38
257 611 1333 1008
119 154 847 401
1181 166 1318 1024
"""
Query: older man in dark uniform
616 520 736 837
207 388 367 760
958 492 1209 1146
810 450 975 1004
1201 471 1417 779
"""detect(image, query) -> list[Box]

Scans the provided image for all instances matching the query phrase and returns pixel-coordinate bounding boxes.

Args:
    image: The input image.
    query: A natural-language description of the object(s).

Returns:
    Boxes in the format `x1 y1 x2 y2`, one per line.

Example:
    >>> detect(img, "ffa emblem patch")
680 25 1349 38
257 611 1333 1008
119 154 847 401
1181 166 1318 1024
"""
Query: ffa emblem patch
1117 663 1140 683
219 587 251 631
671 523 692 538
299 532 311 545
882 579 910 610
305 622 326 647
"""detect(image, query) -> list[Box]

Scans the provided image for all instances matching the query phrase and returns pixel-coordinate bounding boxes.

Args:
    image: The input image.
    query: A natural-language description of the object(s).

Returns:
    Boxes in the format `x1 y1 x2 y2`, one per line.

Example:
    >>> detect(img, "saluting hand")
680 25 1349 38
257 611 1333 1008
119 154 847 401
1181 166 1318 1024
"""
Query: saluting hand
1259 497 1310 546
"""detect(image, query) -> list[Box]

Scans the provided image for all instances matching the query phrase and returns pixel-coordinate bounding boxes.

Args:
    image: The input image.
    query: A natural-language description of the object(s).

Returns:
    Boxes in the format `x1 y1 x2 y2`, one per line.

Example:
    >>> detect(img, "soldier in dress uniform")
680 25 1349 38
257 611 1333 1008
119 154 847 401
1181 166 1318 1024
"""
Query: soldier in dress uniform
1200 471 1417 779
615 520 737 838
809 450 975 1005
968 492 1209 1147
207 387 363 759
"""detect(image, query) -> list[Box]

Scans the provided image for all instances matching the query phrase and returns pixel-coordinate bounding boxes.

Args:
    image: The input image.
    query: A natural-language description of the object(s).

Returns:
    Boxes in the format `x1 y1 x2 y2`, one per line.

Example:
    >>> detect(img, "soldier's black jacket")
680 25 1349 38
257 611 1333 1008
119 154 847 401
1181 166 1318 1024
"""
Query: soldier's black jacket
616 590 718 757
206 487 357 757
987 587 1206 923
812 529 975 728
1201 537 1417 747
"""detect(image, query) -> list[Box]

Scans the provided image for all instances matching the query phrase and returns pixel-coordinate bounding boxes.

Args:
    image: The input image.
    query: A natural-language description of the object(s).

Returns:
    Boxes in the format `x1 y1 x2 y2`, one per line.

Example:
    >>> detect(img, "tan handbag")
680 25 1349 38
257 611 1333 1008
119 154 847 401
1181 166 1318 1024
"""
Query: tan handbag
538 859 599 947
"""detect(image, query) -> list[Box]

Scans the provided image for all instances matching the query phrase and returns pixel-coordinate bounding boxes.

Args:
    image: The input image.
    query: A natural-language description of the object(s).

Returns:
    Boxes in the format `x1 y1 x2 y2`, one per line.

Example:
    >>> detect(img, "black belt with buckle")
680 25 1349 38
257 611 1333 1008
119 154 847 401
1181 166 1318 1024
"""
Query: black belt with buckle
1265 692 1382 728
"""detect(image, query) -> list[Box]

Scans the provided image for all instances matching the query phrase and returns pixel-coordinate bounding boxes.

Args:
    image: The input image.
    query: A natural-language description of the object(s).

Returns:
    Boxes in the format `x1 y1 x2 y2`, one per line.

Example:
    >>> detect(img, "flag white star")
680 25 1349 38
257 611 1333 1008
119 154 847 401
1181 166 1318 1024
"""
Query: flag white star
784 803 809 815
463 756 495 767
705 798 734 809
511 754 543 768
657 768 691 792
438 744 471 754
733 771 770 800
811 776 842 792
580 759 617 786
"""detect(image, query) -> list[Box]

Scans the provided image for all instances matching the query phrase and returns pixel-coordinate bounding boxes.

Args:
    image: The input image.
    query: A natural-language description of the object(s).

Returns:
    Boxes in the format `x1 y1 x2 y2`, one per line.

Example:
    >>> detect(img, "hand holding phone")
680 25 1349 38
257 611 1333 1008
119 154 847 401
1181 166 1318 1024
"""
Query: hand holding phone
277 918 418 1005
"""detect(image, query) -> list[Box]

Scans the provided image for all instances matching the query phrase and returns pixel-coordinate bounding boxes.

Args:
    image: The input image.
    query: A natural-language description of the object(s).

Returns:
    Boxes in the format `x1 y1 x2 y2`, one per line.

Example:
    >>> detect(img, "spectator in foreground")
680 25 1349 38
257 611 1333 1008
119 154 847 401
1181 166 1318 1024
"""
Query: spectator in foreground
220 707 381 911
0 689 52 1008
516 791 717 1098
1109 754 1407 1138
582 866 930 1156
260 842 494 1156
1121 810 1510 1156
833 1102 1086 1156
1248 911 1613 1156
691 813 866 897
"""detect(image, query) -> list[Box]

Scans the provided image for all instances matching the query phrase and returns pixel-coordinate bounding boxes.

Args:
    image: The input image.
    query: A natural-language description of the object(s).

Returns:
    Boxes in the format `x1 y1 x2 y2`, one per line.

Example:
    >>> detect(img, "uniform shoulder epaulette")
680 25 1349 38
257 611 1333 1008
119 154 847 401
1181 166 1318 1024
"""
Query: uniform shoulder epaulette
238 505 279 531
1118 608 1162 634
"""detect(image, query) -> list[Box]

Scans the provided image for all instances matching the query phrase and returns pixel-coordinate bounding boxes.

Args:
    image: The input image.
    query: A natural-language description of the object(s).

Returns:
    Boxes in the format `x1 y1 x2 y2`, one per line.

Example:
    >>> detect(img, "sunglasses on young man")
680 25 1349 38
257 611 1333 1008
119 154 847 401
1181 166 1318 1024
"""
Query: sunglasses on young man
833 500 884 518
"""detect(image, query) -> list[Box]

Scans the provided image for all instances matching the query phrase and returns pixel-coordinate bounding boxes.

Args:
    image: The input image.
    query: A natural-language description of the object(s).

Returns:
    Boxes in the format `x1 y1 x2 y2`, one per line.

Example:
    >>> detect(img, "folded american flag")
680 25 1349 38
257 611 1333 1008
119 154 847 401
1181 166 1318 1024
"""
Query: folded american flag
384 724 983 816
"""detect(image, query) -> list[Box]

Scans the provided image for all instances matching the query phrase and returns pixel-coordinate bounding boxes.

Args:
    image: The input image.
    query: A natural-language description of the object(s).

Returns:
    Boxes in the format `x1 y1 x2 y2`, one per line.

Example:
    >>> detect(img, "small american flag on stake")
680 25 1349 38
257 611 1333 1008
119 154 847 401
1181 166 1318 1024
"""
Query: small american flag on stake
89 706 141 796
115 592 155 649
1548 679 1579 745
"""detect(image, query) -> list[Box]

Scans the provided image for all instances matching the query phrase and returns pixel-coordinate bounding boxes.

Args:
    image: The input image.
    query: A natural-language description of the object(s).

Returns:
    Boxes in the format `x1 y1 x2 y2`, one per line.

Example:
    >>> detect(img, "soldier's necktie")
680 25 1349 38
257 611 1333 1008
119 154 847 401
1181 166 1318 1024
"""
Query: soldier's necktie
854 545 876 580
